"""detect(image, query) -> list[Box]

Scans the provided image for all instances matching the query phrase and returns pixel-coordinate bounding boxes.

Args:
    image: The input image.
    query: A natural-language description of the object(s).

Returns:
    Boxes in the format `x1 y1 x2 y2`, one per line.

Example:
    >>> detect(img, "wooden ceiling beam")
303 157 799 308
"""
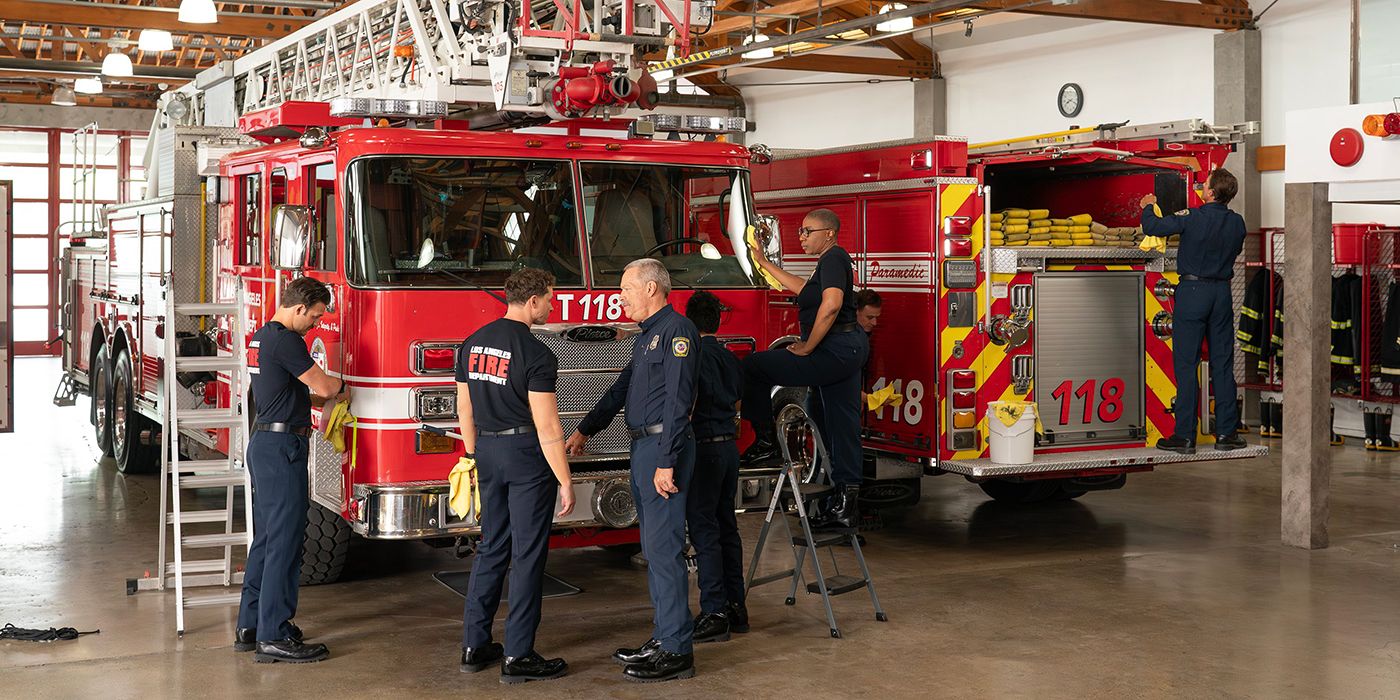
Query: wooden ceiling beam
965 0 1252 30
707 52 933 78
708 0 869 36
686 71 742 97
0 0 313 38
0 88 157 108
0 67 187 85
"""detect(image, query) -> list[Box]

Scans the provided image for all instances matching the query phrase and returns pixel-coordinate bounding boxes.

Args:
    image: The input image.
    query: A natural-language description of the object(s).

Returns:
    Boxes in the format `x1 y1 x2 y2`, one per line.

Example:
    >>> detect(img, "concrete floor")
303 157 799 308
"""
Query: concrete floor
4 356 1400 699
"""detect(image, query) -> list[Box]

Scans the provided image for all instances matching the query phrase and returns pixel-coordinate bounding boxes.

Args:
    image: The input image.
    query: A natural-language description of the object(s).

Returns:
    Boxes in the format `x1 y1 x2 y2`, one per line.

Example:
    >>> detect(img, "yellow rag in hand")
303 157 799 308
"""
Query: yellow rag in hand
448 456 481 521
323 399 358 473
1150 203 1163 218
745 225 784 291
1139 235 1168 253
866 384 905 411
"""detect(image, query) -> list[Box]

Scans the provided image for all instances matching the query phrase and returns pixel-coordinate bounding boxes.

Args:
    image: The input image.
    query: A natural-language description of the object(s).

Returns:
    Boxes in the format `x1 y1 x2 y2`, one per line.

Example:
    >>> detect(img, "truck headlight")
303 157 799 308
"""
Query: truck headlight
413 388 457 420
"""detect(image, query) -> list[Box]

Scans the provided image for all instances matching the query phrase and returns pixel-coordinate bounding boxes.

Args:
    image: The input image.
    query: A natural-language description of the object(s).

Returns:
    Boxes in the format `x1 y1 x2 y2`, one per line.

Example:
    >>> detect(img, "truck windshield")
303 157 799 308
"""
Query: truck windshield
580 162 762 288
346 157 584 287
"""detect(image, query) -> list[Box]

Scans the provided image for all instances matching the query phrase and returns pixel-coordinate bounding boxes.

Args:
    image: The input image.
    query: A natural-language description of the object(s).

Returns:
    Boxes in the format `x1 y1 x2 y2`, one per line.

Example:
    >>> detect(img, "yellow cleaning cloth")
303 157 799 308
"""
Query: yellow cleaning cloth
866 384 905 411
1069 214 1093 225
1139 235 1168 253
745 225 784 291
448 456 481 521
991 400 1043 434
1027 209 1050 220
323 400 358 471
1150 203 1163 218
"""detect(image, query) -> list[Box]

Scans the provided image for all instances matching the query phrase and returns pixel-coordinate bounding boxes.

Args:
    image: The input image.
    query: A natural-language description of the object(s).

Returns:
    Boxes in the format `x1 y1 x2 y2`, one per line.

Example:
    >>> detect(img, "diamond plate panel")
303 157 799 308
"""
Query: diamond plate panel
990 246 1179 274
938 444 1267 478
309 431 345 510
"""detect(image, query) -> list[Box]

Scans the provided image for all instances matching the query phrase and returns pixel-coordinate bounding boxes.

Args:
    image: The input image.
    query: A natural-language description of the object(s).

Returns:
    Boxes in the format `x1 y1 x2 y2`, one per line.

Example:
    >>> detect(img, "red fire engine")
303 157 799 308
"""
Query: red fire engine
750 120 1268 504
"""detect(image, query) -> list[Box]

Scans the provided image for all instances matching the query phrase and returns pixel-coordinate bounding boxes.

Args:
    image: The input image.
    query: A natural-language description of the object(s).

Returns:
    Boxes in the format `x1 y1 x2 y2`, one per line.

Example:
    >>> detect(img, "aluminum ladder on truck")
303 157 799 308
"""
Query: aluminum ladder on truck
743 405 887 639
130 284 253 637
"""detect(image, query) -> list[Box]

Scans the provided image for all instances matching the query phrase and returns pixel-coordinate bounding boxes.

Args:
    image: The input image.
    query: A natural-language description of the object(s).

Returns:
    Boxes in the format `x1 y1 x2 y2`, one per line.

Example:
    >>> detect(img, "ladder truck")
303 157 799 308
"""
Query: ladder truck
57 0 779 629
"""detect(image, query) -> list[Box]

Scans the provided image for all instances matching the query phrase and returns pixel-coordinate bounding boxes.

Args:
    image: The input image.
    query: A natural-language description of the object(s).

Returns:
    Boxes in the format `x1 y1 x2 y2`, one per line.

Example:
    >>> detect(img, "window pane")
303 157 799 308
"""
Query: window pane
60 132 120 166
12 238 51 271
0 166 48 199
13 308 50 342
12 201 49 236
60 168 119 200
128 136 148 165
0 130 50 164
14 272 50 306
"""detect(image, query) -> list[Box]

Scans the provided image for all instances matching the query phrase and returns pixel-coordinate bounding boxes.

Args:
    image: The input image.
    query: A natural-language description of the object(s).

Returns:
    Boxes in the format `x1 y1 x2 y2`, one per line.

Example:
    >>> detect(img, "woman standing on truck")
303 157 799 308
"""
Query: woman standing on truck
741 208 868 529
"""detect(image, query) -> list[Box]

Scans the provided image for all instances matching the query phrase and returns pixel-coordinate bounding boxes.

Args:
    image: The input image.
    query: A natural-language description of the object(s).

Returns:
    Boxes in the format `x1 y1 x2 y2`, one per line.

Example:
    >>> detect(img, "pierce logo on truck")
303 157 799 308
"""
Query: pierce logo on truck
565 325 620 343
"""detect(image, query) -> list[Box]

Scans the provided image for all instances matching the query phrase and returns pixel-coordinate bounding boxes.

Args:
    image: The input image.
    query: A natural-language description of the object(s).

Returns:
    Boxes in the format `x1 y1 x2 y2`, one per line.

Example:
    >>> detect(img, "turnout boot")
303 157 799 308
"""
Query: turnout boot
500 652 568 684
1365 412 1378 451
1214 433 1248 451
727 600 750 633
1155 435 1196 455
234 623 302 652
740 433 781 466
623 650 695 683
692 612 731 643
253 639 329 664
817 485 861 530
460 643 505 673
612 638 660 666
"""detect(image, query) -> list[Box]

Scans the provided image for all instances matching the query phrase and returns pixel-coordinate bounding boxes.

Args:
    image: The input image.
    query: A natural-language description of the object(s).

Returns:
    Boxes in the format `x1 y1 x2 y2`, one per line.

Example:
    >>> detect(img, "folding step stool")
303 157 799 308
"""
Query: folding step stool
744 404 886 639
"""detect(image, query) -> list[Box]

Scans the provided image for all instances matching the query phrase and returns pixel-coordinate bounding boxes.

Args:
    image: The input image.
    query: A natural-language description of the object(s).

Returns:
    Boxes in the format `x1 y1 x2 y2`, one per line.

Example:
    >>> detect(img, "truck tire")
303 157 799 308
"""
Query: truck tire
300 502 351 586
977 479 1061 504
92 344 114 457
112 348 160 474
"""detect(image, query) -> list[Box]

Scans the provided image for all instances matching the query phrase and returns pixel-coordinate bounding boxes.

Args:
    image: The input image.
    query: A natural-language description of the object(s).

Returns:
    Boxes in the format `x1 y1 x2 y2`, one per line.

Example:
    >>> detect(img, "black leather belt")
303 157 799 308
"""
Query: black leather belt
830 322 859 334
628 423 664 440
696 434 736 444
478 425 537 437
254 422 312 437
1180 274 1228 282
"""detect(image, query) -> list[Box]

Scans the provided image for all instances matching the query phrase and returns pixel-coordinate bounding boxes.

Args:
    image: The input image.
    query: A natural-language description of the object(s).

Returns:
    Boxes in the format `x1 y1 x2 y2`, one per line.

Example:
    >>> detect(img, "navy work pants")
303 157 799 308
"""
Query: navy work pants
237 431 309 642
630 431 696 654
1172 279 1241 440
742 330 869 486
685 439 744 615
462 432 558 658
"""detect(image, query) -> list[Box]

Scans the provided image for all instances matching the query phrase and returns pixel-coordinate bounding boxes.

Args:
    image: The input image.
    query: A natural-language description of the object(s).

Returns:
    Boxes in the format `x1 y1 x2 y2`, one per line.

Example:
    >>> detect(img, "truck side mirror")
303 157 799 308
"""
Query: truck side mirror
755 214 782 268
271 204 312 270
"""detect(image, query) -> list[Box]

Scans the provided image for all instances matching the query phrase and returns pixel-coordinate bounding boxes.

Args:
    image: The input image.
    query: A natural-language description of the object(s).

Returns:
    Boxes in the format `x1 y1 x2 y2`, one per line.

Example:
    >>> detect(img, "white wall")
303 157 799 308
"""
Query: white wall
735 0 1399 226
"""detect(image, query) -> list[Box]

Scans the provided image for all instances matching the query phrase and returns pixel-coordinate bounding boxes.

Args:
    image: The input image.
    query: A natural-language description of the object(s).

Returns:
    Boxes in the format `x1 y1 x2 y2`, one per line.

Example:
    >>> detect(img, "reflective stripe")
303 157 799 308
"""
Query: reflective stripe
1240 307 1261 320
1331 320 1351 330
1331 355 1355 365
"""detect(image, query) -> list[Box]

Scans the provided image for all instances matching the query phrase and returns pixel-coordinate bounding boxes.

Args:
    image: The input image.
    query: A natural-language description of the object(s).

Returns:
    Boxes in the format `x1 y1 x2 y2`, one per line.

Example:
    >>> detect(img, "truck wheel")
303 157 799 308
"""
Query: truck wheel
300 502 351 585
977 479 1060 504
112 348 160 474
92 344 114 457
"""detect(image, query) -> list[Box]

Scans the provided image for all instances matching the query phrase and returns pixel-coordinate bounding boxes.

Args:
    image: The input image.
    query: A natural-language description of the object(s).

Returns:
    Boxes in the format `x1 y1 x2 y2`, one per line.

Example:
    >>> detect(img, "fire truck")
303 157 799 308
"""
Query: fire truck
55 0 784 602
750 120 1269 504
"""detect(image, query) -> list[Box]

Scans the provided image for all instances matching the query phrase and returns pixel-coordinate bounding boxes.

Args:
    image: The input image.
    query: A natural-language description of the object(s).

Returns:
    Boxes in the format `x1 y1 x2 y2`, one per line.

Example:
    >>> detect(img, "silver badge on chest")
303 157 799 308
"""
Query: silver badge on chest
648 335 660 351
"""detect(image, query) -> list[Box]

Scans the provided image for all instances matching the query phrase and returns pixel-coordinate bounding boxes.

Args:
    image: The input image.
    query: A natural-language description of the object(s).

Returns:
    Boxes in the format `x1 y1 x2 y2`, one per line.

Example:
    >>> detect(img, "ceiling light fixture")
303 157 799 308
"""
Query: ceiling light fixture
138 29 174 52
742 32 774 60
102 50 134 77
876 4 914 33
51 86 77 106
178 0 218 24
75 77 104 94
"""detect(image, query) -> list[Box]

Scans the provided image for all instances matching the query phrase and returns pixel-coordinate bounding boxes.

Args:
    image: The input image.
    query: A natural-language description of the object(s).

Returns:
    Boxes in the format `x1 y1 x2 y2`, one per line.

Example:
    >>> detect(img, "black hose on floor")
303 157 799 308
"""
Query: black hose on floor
0 623 99 642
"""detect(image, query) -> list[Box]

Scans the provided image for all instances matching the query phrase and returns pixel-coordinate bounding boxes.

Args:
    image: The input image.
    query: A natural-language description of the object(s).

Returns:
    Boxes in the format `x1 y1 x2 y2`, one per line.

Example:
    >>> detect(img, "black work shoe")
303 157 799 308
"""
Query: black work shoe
460 643 504 673
727 601 750 633
816 485 861 530
501 652 568 684
1155 435 1196 455
253 639 329 664
623 650 695 683
692 612 730 643
1213 433 1248 451
740 436 781 465
235 624 302 652
612 638 660 666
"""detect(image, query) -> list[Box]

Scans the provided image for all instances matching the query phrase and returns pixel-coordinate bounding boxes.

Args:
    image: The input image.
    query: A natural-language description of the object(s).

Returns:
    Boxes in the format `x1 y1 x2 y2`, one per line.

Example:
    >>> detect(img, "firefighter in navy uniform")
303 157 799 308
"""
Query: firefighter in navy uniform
1140 168 1248 454
455 268 575 684
682 291 747 644
236 277 347 664
566 258 701 683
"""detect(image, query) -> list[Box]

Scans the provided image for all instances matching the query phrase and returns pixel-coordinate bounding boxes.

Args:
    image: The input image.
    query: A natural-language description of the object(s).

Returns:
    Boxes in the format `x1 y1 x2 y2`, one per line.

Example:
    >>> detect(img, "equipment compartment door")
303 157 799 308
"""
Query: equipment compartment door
0 181 11 432
1033 272 1144 445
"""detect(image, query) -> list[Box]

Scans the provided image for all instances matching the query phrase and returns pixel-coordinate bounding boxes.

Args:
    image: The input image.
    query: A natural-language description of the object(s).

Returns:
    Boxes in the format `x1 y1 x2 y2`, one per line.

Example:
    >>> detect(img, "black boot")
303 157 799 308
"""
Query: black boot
612 638 660 666
740 432 781 465
623 650 695 683
817 485 861 530
692 612 730 643
1378 414 1399 452
501 652 568 684
727 600 750 633
253 639 329 664
234 623 302 653
1365 411 1378 451
460 642 504 673
1155 435 1196 455
1214 433 1248 451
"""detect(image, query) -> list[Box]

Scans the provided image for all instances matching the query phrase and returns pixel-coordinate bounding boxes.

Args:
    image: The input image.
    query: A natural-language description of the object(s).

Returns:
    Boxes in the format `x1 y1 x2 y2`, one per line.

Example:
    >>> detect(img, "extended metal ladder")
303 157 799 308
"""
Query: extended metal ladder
132 282 252 636
744 405 887 639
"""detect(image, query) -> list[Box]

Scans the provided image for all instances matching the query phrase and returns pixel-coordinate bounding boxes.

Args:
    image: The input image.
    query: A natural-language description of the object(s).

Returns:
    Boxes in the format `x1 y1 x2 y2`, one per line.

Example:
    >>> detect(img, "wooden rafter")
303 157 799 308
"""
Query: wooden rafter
965 0 1252 30
0 0 313 39
709 52 934 78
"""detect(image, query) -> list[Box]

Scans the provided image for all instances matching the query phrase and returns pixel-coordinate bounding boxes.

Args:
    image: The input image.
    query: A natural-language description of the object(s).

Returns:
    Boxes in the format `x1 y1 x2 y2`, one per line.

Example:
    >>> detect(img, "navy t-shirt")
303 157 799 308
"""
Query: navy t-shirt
455 318 559 432
248 321 315 427
797 245 857 338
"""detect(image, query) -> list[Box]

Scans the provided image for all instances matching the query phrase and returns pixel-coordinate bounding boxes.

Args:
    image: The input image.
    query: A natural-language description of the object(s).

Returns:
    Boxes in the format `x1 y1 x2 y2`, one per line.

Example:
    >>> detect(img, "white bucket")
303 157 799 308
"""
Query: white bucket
988 402 1037 465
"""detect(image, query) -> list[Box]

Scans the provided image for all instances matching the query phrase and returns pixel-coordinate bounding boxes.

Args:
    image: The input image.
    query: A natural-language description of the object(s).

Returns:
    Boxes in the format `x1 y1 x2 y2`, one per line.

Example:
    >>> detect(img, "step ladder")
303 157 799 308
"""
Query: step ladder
131 283 253 637
744 405 886 639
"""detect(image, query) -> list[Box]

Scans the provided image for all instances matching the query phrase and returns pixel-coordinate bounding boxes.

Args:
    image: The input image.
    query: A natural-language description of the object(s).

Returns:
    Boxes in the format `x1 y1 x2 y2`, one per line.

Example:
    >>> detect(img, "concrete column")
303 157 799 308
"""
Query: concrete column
1213 28 1261 232
913 77 947 140
1280 182 1332 550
